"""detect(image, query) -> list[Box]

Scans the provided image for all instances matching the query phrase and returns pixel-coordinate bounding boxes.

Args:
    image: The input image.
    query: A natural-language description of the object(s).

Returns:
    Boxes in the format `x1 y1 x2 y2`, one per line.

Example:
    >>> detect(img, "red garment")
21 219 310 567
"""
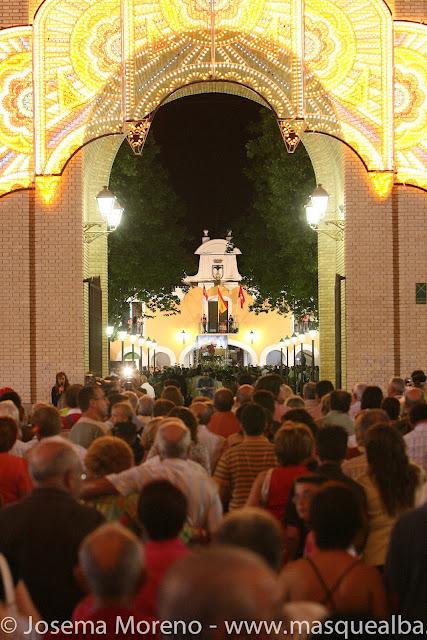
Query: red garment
266 464 308 522
61 413 81 430
0 452 32 505
74 538 190 621
208 411 241 438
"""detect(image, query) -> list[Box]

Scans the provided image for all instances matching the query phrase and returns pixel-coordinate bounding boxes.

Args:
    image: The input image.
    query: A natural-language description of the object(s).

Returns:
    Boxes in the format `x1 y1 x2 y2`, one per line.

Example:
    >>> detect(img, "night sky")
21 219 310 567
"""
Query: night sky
149 93 264 248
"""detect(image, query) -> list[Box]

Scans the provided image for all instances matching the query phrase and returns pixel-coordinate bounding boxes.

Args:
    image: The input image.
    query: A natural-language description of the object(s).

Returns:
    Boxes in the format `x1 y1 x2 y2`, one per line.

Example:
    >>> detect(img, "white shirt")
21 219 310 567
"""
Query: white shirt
197 424 225 472
342 451 368 481
107 457 222 531
405 422 427 472
10 435 87 463
140 382 155 399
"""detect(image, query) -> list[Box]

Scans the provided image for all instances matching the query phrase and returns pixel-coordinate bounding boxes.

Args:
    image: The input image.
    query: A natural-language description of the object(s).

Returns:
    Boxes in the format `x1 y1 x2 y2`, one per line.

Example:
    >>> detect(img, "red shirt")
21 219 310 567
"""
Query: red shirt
266 464 308 522
208 411 241 438
74 538 190 621
0 452 32 505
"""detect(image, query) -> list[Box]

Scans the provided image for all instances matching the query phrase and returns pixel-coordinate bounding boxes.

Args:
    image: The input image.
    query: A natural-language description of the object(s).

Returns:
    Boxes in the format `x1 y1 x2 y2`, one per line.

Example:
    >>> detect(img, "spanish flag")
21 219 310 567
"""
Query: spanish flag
217 287 228 314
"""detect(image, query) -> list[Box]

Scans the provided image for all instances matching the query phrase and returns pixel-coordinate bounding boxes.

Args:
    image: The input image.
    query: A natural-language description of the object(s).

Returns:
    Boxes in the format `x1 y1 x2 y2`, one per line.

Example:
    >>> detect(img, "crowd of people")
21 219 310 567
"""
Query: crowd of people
0 367 427 638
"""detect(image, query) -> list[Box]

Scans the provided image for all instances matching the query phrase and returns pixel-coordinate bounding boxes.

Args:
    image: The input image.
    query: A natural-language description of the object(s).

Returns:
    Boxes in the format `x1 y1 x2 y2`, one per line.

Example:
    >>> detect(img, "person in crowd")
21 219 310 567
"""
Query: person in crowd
284 396 305 411
209 388 241 438
283 474 327 560
215 507 284 572
152 398 175 417
60 384 83 430
282 408 318 440
109 401 134 429
280 484 388 618
140 417 164 459
404 403 427 472
358 423 423 568
380 396 401 423
320 391 354 435
134 480 190 617
385 501 427 624
386 377 405 405
214 403 277 510
140 374 155 399
233 384 254 412
112 421 144 465
0 389 26 425
0 416 32 505
81 419 222 535
136 395 154 432
84 435 139 527
122 391 139 413
158 547 280 640
29 404 87 461
349 383 367 420
395 386 425 435
51 371 70 407
71 523 153 640
69 385 108 449
315 380 334 403
303 382 322 421
190 401 224 471
411 369 427 392
167 406 210 473
246 423 313 522
0 440 104 622
161 385 184 406
342 409 389 481
252 389 277 438
0 399 32 457
360 386 384 410
255 374 289 423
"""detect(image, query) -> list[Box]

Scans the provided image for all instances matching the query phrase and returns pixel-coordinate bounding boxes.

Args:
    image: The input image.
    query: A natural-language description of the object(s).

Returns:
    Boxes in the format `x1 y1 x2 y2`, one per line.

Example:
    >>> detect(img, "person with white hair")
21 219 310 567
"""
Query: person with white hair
0 400 34 457
0 440 104 623
81 418 222 534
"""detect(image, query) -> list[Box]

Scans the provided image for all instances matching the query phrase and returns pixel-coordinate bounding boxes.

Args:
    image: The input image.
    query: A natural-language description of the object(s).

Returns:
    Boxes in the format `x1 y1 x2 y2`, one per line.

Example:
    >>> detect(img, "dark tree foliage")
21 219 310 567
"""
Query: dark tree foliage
108 135 194 325
234 108 318 319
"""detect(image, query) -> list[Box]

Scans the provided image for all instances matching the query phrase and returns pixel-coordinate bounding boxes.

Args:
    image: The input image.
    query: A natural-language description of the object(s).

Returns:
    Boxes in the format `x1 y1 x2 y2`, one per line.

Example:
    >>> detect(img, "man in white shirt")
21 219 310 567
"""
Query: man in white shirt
81 418 222 533
69 386 108 448
140 375 155 399
404 404 427 472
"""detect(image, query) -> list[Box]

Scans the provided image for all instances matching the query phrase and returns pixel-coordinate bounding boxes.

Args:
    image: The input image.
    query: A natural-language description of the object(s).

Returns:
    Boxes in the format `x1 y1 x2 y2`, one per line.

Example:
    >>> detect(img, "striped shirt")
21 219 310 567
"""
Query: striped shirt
214 436 277 510
405 422 427 472
107 457 222 532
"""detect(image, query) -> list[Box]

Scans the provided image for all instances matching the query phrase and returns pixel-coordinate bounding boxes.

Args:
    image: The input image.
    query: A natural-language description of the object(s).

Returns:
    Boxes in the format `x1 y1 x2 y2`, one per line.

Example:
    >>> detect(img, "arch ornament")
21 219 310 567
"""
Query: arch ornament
0 0 424 199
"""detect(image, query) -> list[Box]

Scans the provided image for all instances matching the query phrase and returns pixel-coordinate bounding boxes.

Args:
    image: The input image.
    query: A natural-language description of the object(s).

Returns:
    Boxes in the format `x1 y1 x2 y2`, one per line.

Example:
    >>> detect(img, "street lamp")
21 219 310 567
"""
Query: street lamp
249 330 254 345
291 332 298 392
118 329 127 363
146 338 152 373
181 330 187 345
309 328 318 380
96 186 116 219
152 339 157 371
129 334 136 363
138 336 145 373
284 336 290 373
279 337 284 375
310 184 329 218
106 200 123 230
106 326 114 370
299 333 306 395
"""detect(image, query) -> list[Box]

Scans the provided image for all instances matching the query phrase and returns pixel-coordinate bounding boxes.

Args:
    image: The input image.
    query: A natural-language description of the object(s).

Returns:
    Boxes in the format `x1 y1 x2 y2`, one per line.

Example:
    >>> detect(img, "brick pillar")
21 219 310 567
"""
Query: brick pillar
344 148 395 389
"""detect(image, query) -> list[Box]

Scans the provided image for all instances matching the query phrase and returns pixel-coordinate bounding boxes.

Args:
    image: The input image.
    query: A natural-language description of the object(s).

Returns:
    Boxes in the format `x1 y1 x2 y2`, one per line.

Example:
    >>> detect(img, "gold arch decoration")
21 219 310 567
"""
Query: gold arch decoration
0 0 426 201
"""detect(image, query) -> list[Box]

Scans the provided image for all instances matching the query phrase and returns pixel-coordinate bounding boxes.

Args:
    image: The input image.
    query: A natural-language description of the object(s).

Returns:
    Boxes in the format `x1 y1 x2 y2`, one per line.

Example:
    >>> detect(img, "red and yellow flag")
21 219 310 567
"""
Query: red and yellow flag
202 284 208 301
217 287 228 314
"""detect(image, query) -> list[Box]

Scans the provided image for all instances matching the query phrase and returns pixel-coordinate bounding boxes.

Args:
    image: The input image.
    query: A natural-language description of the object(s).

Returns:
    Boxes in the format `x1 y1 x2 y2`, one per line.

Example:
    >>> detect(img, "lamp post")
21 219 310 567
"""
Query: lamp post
279 338 284 376
129 334 136 364
284 336 290 384
309 329 318 381
138 336 145 373
152 339 157 371
299 333 306 395
146 338 152 373
106 326 114 372
118 330 127 364
291 332 298 392
181 330 187 345
249 330 254 345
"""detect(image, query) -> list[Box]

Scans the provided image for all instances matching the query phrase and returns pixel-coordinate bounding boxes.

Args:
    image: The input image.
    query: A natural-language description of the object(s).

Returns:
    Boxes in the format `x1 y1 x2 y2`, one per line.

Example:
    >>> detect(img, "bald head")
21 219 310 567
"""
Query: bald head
236 384 255 405
27 440 82 493
404 387 425 412
79 523 143 601
156 418 191 460
159 547 279 639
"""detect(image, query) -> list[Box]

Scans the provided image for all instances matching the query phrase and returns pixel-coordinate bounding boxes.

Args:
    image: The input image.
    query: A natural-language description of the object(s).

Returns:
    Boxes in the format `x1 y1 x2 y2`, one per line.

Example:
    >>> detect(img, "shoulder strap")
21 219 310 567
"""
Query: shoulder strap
328 558 362 596
305 556 336 610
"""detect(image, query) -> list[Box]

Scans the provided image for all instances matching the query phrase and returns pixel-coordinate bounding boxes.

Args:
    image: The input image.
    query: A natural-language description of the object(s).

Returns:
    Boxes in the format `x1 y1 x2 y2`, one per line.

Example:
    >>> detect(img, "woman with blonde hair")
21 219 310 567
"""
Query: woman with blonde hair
247 421 314 522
